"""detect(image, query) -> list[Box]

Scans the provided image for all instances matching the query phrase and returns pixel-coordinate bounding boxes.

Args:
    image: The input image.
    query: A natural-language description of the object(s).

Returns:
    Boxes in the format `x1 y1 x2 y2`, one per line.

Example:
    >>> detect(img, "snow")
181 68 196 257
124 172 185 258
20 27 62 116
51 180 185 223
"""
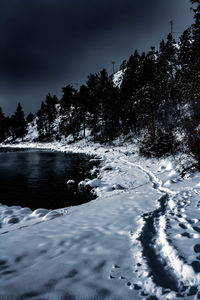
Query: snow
24 118 39 141
0 141 200 299
113 70 125 87
78 180 87 188
85 178 101 188
66 179 75 185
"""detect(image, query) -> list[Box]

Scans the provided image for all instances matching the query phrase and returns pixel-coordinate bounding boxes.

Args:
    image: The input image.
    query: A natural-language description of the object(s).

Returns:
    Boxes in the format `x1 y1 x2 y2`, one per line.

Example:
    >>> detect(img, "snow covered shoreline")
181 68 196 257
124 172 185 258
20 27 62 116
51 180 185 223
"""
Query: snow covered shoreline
0 141 200 299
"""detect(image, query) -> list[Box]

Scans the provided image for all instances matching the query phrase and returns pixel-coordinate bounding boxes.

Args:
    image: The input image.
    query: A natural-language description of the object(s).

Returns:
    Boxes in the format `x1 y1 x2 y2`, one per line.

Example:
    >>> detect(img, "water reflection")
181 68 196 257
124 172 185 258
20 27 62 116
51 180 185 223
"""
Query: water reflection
0 148 97 210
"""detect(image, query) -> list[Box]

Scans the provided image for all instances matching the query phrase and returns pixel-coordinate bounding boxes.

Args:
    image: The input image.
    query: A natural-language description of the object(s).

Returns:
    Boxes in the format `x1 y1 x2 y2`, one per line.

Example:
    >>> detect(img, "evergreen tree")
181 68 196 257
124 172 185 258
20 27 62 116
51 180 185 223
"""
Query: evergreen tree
37 101 47 141
60 85 76 113
0 107 7 142
134 48 159 141
27 112 35 123
189 0 200 119
180 0 200 166
86 73 101 140
98 69 120 141
156 34 177 128
36 94 58 141
2 0 198 159
120 50 140 134
11 103 27 140
59 85 77 138
120 60 127 70
76 85 90 138
45 93 58 139
85 69 119 141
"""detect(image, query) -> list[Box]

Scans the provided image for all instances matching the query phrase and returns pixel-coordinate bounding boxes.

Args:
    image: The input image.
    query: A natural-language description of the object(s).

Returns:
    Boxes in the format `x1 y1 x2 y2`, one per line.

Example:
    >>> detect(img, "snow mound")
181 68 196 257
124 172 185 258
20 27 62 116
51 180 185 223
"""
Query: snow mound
78 180 87 188
0 204 65 230
112 183 125 190
85 178 102 188
66 180 75 185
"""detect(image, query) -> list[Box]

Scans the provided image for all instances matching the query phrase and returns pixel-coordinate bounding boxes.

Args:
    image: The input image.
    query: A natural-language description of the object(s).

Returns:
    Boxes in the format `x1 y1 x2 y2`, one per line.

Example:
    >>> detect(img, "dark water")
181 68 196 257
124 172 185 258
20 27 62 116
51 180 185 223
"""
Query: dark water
0 148 98 210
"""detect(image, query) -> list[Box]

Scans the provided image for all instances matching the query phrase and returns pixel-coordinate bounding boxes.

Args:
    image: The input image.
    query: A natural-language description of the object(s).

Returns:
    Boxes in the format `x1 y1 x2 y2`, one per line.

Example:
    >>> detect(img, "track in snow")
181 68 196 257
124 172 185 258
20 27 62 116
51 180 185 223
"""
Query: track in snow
121 158 200 299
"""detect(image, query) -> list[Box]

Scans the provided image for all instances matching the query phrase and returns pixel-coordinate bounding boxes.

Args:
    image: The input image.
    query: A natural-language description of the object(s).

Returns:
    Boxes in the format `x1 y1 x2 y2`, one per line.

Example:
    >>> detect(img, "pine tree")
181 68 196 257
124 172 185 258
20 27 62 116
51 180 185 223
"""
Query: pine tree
85 69 120 141
86 73 101 140
60 85 76 113
181 0 200 167
119 50 140 134
156 34 177 129
76 85 90 138
189 0 200 119
0 107 7 142
26 112 35 123
36 94 58 141
120 60 127 70
134 47 158 141
11 103 27 140
37 101 47 141
59 85 77 138
98 69 120 141
45 94 58 139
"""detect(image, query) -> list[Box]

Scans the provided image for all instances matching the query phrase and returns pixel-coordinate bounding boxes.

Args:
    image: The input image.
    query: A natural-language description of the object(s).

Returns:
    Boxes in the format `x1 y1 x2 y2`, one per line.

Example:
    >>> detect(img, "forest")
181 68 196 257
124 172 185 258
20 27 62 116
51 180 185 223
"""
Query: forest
0 0 200 168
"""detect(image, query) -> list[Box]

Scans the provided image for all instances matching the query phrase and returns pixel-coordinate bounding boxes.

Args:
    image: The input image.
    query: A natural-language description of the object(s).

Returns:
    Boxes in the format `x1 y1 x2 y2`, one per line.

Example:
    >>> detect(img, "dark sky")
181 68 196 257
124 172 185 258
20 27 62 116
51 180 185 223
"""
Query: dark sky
0 0 194 115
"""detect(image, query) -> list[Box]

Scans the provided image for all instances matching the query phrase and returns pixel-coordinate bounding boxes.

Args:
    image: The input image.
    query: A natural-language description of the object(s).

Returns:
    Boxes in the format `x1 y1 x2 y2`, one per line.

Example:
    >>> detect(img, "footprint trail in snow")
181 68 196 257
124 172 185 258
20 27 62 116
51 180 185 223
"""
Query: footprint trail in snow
120 158 200 299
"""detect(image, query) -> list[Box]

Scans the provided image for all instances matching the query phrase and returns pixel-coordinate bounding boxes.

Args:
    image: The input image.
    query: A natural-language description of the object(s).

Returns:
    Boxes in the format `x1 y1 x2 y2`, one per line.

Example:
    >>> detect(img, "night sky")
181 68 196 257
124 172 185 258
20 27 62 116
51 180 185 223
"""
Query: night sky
0 0 194 115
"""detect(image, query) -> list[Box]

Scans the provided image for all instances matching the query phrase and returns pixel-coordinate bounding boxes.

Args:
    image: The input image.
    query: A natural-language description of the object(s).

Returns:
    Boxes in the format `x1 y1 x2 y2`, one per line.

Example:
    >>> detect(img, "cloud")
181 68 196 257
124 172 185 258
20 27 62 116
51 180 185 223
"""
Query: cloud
0 0 193 114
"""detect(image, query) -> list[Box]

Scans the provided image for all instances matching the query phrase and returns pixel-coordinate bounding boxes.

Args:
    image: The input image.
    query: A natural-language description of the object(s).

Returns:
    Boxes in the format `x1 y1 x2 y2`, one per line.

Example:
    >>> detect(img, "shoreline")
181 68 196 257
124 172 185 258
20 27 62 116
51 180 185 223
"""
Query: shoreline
1 141 200 299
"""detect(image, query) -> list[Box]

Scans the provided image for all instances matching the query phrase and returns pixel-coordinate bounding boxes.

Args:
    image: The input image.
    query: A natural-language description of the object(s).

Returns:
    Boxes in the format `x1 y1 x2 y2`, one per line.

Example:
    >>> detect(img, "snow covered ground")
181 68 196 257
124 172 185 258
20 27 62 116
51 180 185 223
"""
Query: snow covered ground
0 141 200 299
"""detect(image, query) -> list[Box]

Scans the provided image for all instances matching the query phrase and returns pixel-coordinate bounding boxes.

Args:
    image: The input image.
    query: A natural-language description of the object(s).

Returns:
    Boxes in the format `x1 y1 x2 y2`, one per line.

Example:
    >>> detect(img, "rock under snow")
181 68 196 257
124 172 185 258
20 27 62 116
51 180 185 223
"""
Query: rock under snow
112 183 125 190
78 180 87 188
66 180 75 185
85 178 101 188
102 165 114 171
90 167 99 177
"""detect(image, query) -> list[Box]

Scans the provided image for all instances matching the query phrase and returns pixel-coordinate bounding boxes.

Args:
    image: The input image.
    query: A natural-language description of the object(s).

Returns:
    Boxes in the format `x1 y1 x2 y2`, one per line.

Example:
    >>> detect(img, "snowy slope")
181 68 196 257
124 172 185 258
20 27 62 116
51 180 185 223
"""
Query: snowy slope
21 74 124 143
0 142 200 299
113 70 125 88
24 118 39 141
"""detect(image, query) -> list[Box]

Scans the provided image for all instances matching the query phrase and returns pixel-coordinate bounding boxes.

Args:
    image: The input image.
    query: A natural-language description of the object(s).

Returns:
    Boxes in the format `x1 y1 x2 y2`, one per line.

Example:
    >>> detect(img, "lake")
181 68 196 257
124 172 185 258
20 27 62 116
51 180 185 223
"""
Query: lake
0 148 98 210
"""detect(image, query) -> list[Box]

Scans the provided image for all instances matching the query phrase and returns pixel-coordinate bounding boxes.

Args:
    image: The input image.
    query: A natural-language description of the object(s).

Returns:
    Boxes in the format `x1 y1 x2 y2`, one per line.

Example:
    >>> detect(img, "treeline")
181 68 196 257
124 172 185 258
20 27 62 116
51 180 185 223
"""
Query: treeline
0 103 28 142
0 0 200 166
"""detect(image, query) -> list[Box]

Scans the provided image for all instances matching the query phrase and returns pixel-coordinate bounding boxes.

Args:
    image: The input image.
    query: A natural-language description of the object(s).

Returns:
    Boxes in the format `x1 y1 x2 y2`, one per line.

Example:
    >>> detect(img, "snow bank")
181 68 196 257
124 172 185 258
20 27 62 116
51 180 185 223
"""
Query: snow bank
85 178 102 188
0 140 200 299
